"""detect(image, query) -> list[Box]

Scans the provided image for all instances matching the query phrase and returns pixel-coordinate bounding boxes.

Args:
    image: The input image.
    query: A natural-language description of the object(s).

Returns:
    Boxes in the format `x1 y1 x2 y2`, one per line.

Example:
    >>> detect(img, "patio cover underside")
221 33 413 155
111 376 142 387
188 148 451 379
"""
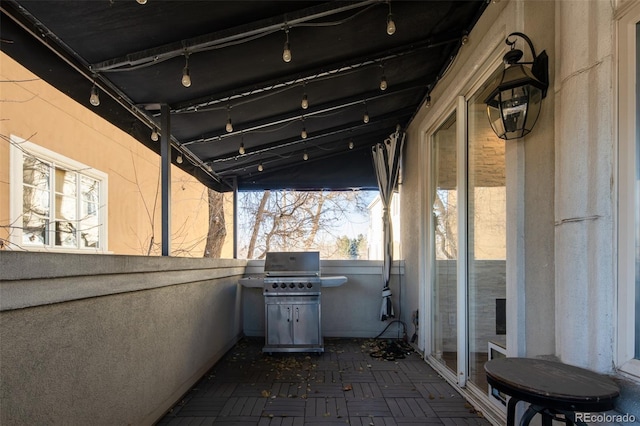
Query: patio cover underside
0 0 488 192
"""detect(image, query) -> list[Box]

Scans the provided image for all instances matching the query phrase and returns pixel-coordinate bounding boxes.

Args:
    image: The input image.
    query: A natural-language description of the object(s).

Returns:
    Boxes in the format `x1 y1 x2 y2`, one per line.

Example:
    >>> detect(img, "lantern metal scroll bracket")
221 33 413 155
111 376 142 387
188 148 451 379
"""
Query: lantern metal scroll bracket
504 32 548 98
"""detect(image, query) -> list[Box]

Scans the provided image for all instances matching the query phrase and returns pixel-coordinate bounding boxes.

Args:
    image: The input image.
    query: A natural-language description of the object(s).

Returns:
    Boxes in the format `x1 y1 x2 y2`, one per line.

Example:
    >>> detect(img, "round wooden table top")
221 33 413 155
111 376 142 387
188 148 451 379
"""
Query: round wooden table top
485 357 620 411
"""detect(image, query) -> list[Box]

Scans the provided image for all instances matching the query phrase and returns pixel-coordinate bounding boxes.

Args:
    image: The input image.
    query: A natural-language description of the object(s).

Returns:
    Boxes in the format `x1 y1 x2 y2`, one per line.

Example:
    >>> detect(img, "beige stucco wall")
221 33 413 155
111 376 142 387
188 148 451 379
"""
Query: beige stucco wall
0 52 233 257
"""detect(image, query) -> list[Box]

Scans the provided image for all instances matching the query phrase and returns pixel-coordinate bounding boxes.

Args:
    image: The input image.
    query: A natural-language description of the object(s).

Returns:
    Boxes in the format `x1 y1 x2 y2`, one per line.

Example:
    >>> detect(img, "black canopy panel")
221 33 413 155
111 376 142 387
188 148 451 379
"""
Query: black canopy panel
1 0 487 192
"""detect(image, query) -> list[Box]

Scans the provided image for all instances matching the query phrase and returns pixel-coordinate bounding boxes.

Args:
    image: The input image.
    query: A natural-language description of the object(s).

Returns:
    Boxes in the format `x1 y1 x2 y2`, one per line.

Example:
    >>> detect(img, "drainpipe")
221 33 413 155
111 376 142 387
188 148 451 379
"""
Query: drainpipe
161 104 171 256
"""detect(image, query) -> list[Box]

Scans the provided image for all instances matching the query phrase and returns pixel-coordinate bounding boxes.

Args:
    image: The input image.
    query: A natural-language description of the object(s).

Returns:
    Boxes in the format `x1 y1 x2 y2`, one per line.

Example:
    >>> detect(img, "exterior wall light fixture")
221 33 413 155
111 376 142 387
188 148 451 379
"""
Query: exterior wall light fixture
485 32 548 140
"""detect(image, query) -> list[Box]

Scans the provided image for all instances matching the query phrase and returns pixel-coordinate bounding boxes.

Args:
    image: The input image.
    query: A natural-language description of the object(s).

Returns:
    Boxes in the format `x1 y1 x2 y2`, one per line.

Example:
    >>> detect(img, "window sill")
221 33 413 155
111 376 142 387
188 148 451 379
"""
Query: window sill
9 244 110 255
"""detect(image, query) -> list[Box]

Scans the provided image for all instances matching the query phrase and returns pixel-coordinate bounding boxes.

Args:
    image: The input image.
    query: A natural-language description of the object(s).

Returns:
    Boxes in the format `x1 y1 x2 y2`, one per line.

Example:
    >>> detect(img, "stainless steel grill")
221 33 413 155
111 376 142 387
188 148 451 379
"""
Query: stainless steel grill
262 251 323 353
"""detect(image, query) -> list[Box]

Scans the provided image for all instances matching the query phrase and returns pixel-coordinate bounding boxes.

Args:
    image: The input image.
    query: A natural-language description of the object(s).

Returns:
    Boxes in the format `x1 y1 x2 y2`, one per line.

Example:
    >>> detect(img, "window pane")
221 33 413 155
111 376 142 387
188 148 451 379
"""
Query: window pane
55 220 77 247
80 176 100 248
467 82 507 393
56 194 77 221
55 167 76 196
22 156 51 246
431 112 458 373
23 157 50 188
22 214 48 245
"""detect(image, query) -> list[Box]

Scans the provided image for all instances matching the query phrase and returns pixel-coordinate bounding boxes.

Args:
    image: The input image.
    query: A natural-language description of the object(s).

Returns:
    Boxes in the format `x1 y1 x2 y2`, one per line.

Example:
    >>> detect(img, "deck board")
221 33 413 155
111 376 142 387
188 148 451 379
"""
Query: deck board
156 338 488 426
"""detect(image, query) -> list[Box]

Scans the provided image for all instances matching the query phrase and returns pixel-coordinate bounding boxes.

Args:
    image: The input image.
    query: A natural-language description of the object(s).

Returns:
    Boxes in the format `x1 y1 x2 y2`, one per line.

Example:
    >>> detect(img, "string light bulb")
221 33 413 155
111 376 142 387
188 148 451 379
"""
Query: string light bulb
349 141 354 150
177 155 183 164
258 163 264 172
386 2 396 35
206 164 213 172
225 107 233 133
181 54 191 88
89 83 100 106
380 75 388 91
151 128 159 141
301 93 309 109
239 142 245 155
425 95 432 108
303 151 309 161
301 127 308 139
136 0 147 4
282 28 292 63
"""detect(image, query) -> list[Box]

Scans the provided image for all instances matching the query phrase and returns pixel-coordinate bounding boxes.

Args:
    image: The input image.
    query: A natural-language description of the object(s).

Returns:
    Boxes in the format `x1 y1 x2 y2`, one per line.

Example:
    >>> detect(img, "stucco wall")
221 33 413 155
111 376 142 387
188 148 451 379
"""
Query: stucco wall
0 252 246 425
0 53 233 257
553 0 616 373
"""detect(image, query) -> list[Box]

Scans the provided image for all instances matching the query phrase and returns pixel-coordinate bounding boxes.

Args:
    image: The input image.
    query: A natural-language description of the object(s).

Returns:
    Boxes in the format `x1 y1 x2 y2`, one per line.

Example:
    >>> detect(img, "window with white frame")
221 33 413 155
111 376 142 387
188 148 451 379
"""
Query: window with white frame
617 1 640 377
10 137 108 252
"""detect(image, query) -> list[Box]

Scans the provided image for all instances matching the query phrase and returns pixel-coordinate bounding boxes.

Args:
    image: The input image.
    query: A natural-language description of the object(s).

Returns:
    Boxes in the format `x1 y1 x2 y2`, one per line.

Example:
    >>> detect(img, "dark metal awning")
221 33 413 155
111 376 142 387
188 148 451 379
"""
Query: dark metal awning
0 0 487 192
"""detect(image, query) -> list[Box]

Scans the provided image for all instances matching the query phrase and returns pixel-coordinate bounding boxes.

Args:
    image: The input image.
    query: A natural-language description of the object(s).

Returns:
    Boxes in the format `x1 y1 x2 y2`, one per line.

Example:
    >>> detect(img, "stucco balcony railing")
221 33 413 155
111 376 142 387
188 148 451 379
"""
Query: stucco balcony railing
0 252 405 425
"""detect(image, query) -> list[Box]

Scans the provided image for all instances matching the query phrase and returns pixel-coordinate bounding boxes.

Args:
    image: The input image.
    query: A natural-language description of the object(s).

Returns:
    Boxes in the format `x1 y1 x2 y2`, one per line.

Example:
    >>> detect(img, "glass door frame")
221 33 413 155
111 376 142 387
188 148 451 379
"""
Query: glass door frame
422 52 508 402
425 96 469 387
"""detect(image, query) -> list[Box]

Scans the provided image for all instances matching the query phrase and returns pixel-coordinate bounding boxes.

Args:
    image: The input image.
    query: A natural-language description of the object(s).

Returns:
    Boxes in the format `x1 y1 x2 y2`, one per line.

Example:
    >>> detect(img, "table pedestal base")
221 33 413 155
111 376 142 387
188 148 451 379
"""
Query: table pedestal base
508 398 588 426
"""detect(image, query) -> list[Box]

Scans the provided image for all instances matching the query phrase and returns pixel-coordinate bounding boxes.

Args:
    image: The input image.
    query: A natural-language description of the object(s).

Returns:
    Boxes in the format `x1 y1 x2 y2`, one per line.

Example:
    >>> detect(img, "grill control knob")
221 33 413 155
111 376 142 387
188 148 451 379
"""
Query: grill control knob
280 283 287 288
272 283 278 289
289 283 295 288
306 283 313 288
298 283 304 289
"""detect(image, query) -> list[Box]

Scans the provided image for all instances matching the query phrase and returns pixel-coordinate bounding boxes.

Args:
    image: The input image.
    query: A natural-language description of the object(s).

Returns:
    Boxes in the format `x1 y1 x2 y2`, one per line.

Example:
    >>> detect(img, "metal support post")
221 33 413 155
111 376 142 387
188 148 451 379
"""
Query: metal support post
161 104 171 256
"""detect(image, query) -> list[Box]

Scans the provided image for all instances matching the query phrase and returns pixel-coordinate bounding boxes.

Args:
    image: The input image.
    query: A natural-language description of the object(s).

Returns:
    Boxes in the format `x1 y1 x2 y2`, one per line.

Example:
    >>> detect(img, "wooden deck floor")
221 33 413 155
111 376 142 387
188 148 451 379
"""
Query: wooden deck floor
156 337 489 426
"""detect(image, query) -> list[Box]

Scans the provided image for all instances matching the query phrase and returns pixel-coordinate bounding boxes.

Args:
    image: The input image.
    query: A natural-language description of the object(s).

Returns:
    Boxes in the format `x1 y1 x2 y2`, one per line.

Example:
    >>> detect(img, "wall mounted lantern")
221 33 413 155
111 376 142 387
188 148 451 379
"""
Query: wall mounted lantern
485 32 549 140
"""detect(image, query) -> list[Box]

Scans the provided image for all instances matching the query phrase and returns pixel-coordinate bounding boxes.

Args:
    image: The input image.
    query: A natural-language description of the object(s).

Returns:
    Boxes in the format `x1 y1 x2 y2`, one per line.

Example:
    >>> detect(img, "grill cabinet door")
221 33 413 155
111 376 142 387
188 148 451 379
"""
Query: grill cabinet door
292 302 320 345
266 304 293 345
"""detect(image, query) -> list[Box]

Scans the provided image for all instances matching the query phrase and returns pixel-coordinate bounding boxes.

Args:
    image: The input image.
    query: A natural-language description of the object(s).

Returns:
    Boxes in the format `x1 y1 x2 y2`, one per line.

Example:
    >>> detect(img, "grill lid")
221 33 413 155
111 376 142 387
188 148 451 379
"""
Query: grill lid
264 251 320 277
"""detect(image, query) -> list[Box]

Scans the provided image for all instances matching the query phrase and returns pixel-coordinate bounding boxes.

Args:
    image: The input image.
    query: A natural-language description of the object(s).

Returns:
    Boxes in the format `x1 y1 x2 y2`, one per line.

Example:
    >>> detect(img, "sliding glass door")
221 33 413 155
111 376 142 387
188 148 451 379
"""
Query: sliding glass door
431 113 458 374
466 86 507 393
429 72 507 397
